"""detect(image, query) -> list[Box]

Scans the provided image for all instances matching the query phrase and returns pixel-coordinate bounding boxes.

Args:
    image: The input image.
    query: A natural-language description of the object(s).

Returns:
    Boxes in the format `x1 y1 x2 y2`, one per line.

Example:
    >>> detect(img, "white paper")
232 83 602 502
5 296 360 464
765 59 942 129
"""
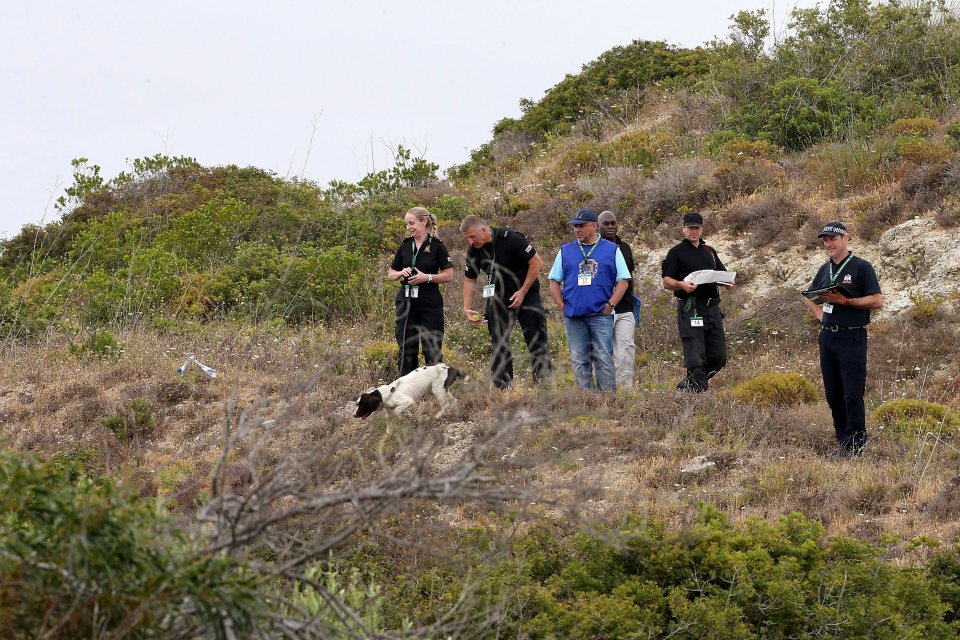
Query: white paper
683 270 736 286
177 356 217 378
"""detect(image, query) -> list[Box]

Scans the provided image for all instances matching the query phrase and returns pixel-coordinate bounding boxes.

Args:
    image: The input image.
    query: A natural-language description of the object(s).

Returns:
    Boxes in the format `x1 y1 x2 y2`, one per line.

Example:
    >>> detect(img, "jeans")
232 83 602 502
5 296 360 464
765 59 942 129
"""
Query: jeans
563 313 616 391
612 312 636 388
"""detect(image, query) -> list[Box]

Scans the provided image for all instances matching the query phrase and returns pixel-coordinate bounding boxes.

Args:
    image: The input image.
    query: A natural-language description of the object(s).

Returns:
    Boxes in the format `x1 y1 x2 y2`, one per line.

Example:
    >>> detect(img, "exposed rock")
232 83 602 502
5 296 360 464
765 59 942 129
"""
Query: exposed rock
631 214 959 319
680 455 716 474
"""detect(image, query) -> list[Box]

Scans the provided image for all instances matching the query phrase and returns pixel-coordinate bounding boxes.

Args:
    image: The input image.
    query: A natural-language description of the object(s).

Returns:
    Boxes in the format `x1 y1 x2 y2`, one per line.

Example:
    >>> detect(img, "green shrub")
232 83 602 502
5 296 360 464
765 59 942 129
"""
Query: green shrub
726 77 879 151
556 140 603 176
0 454 261 637
600 129 656 169
360 340 399 377
892 117 939 137
895 137 953 166
907 292 940 327
101 399 154 441
69 329 122 359
945 122 960 148
873 398 960 440
496 506 954 639
804 139 899 197
291 564 401 635
732 372 818 407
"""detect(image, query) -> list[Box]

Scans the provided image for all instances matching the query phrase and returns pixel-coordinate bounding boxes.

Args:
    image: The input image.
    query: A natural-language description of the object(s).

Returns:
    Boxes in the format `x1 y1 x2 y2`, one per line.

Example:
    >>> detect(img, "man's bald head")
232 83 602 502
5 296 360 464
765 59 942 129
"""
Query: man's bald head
598 210 618 241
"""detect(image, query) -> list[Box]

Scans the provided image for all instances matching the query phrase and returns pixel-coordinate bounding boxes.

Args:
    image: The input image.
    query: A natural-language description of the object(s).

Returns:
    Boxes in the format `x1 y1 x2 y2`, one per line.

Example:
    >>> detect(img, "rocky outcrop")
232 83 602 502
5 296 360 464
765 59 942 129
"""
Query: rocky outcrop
630 214 958 318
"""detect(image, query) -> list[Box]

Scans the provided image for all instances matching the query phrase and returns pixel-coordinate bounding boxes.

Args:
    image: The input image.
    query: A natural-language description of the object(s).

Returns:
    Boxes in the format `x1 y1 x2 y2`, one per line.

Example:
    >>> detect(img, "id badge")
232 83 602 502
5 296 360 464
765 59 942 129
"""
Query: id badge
577 274 593 286
404 285 409 298
822 303 834 314
409 286 419 299
482 284 495 298
690 317 704 327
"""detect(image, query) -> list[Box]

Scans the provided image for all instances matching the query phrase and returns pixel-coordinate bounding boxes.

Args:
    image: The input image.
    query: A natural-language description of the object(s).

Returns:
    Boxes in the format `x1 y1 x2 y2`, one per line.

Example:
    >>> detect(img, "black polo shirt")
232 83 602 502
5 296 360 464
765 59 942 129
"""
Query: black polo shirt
809 253 881 326
612 235 635 314
390 235 452 307
464 227 540 300
661 238 728 299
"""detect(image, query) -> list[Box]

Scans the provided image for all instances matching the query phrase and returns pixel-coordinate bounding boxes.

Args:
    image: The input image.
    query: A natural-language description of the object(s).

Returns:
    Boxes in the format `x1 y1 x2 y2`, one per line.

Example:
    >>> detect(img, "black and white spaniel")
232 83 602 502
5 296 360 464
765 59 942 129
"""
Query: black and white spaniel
354 363 466 419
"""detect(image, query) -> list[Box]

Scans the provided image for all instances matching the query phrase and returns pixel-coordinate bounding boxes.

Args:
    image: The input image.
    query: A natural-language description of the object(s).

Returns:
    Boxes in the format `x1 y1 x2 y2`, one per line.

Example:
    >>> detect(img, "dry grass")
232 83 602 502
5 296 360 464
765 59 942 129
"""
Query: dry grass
3 313 958 556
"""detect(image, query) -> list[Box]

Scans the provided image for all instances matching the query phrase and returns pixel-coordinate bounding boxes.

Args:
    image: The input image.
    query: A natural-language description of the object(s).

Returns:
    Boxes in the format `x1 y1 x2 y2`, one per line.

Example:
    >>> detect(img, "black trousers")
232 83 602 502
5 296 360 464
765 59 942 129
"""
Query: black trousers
819 328 868 450
486 293 552 389
395 300 444 377
676 300 726 391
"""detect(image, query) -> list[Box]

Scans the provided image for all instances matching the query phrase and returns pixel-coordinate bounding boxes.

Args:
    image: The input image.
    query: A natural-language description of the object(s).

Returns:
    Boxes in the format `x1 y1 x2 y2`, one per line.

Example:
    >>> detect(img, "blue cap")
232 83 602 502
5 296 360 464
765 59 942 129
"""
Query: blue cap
568 209 598 224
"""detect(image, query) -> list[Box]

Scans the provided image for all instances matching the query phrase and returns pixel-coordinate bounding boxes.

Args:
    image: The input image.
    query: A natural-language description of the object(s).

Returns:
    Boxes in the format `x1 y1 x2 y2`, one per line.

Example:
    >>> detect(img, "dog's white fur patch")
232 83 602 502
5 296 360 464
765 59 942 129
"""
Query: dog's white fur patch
356 363 463 419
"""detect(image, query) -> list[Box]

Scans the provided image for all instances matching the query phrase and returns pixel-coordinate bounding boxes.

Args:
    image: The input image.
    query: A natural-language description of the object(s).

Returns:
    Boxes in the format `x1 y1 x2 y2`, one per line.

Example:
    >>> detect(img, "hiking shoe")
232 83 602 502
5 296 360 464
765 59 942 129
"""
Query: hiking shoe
676 378 704 393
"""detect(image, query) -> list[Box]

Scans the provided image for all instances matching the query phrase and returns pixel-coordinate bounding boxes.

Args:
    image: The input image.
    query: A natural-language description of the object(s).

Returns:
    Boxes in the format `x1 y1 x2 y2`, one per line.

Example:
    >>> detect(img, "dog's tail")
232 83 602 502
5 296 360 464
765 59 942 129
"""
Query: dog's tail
444 365 467 390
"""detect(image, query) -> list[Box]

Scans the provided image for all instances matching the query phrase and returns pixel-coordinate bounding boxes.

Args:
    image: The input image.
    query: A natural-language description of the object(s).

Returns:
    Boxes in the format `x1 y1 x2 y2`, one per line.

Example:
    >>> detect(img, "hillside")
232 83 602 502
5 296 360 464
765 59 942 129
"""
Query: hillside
3 1 960 637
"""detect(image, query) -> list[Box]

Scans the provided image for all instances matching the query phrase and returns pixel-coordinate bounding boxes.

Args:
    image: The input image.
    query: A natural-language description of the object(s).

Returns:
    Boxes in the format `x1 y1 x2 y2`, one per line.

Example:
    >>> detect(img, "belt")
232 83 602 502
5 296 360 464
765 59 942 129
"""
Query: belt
679 297 721 307
820 324 867 332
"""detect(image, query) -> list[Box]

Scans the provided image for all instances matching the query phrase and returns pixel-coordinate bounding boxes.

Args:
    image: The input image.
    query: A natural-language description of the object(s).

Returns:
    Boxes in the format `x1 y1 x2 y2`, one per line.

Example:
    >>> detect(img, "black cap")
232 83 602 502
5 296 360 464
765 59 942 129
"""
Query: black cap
682 212 704 227
568 209 599 224
817 221 848 238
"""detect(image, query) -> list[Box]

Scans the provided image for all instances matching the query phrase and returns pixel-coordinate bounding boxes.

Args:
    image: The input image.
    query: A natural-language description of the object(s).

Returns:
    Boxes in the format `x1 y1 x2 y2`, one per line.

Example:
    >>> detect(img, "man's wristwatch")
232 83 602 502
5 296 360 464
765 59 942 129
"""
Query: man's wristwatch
428 274 433 283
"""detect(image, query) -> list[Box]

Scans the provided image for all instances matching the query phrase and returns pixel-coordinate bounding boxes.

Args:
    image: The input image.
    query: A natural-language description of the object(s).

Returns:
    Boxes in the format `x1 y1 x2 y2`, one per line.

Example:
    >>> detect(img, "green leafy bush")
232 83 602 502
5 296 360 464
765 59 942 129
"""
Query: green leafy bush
100 399 154 441
600 129 656 169
732 372 818 406
496 506 954 639
0 454 261 637
873 398 960 440
892 117 939 137
69 329 122 359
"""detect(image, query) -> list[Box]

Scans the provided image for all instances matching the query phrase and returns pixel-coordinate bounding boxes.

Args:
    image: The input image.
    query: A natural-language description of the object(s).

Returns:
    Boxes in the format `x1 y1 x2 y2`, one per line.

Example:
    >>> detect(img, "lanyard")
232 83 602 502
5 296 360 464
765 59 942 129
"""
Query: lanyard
482 231 498 279
578 239 600 262
829 253 853 284
411 235 429 270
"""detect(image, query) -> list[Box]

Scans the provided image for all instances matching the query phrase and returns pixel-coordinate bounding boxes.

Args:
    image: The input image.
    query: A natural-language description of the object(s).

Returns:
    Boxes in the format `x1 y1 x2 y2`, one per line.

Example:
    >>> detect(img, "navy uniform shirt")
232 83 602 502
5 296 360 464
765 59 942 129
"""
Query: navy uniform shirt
809 253 881 326
661 238 727 299
464 227 540 300
390 235 452 307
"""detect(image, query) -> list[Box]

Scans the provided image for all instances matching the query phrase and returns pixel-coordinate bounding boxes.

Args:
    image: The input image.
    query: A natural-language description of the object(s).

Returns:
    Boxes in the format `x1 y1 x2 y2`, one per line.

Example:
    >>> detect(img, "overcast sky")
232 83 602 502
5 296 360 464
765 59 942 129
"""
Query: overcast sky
0 0 819 239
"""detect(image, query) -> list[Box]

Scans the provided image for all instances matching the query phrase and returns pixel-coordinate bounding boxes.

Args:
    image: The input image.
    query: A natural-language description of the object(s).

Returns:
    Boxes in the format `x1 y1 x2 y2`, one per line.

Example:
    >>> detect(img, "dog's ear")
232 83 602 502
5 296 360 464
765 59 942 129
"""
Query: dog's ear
354 390 383 419
444 366 467 390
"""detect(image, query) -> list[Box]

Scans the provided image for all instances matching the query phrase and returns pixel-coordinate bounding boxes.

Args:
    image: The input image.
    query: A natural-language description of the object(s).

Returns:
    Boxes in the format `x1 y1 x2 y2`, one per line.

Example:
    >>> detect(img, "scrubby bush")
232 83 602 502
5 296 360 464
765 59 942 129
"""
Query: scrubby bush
0 454 261 637
896 137 953 166
873 398 960 441
891 117 939 137
496 506 955 638
856 197 904 242
642 157 718 220
360 340 399 378
723 192 808 249
907 292 941 326
732 372 818 407
803 139 900 196
69 329 122 359
600 129 657 170
555 140 604 177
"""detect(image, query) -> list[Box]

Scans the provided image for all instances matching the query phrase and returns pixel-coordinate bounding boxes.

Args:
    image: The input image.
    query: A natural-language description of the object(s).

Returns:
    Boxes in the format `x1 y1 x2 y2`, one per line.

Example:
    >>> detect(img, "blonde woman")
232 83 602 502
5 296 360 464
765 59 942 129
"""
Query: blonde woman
387 207 454 376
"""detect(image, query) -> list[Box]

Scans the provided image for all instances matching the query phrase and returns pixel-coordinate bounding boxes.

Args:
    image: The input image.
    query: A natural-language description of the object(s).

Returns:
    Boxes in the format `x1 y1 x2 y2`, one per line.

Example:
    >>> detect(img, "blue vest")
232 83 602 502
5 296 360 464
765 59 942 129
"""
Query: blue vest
559 239 618 317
